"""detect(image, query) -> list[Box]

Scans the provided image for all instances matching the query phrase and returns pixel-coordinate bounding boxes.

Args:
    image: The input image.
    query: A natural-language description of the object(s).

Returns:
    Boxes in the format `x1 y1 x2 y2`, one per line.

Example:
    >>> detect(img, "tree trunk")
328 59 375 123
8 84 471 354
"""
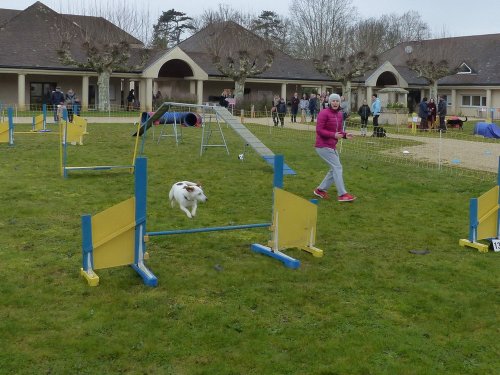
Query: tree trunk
97 70 111 111
343 80 352 109
429 81 438 101
234 79 246 102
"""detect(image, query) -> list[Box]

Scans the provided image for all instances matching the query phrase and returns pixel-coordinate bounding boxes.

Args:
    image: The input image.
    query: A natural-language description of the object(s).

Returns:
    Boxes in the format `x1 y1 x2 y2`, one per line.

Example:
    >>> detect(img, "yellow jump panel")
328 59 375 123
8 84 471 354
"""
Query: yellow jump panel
477 186 499 240
92 197 136 269
0 122 9 143
272 188 322 256
33 114 44 131
72 115 88 134
64 120 86 145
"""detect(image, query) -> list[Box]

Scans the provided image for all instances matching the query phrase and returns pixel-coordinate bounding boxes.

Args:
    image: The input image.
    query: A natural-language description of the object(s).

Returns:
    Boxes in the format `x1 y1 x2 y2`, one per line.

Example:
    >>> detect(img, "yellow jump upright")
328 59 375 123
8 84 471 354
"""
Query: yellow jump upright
269 188 323 257
80 157 157 286
459 157 500 252
251 155 323 268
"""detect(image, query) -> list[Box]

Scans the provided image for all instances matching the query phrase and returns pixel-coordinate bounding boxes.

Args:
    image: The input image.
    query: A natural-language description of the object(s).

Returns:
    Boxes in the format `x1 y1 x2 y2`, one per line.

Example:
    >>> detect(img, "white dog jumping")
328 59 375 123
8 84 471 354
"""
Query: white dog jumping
169 181 207 218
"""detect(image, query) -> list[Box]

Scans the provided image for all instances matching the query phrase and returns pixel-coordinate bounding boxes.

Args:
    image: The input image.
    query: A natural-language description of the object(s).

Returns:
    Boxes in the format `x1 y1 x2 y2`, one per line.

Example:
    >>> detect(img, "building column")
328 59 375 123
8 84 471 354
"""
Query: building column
190 81 196 95
281 83 287 100
139 79 153 112
366 86 373 101
420 89 426 100
81 76 89 111
451 89 457 115
357 87 364 104
486 89 492 121
18 74 26 110
196 80 203 104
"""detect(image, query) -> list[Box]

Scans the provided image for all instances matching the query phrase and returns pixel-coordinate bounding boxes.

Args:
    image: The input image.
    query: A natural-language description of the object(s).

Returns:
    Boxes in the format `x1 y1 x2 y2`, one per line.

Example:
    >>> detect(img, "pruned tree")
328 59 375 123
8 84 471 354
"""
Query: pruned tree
56 16 148 111
151 9 195 49
205 22 274 101
314 51 379 106
405 39 460 100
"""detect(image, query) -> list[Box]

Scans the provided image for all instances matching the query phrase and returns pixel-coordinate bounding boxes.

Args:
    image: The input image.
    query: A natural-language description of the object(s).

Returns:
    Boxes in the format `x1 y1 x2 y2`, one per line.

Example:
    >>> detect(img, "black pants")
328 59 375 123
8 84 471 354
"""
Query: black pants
439 115 446 131
278 113 285 126
373 115 379 127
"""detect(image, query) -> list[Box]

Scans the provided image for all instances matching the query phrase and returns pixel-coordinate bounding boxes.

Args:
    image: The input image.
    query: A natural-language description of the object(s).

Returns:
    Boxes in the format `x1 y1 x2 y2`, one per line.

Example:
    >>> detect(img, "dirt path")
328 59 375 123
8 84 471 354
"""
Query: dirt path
387 134 500 173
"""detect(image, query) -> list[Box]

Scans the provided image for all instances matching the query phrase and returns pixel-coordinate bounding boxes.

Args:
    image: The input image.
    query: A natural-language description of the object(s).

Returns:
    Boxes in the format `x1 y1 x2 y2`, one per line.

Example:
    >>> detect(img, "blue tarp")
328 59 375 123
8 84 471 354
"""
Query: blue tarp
473 122 500 139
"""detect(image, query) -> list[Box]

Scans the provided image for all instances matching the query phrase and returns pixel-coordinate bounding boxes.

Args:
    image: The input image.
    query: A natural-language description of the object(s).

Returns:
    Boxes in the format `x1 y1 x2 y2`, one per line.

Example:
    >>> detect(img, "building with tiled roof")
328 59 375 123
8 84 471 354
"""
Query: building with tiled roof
1 1 499 118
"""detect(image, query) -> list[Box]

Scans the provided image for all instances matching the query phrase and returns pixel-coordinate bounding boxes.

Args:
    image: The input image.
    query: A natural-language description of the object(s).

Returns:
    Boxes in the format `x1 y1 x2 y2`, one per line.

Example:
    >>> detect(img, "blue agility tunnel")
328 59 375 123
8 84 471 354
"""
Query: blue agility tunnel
134 111 201 136
140 111 199 127
473 122 500 139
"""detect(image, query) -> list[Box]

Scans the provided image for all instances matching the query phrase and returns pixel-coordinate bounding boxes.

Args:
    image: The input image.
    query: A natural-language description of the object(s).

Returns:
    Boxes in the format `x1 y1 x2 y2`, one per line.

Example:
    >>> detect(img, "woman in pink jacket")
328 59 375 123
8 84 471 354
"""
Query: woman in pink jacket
313 93 356 202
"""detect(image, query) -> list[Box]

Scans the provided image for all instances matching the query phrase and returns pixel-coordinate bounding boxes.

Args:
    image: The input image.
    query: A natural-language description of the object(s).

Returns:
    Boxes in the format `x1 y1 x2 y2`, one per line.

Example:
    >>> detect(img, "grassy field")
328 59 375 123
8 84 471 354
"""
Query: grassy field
0 121 498 374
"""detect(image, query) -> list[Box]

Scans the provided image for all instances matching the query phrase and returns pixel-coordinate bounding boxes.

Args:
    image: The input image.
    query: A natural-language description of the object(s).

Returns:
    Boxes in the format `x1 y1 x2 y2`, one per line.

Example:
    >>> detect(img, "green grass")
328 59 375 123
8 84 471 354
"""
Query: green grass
0 122 498 374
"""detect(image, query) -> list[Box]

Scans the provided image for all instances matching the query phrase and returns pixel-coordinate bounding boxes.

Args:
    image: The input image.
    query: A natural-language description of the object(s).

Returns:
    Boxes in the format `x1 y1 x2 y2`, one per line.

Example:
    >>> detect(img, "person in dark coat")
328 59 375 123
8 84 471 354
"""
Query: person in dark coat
427 97 437 130
50 86 65 122
309 93 318 122
418 97 429 130
127 89 135 111
437 95 447 132
290 92 300 123
276 97 287 127
357 99 371 136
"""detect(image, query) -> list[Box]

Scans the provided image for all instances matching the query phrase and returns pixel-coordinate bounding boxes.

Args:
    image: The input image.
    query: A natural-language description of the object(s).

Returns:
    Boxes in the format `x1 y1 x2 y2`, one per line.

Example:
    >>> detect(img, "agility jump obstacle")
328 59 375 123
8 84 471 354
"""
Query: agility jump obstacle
80 155 322 286
60 111 139 178
459 157 500 252
81 157 157 286
0 107 14 145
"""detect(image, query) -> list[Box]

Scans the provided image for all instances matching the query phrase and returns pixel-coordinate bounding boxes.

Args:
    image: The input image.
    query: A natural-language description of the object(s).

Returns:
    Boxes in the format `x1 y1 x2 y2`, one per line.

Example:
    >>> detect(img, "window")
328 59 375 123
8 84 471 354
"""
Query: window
461 95 486 107
30 82 56 108
457 62 472 74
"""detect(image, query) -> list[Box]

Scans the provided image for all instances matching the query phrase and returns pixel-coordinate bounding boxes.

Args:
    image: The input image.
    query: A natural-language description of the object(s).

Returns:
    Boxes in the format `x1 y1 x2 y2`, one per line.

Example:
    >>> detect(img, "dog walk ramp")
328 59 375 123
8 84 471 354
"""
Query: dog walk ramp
212 107 296 175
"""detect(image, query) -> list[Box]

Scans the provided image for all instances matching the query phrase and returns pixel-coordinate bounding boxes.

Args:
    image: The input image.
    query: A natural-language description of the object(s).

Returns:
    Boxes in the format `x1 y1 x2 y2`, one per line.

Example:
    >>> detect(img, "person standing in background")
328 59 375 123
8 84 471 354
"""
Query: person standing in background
437 95 447 132
357 99 371 137
309 93 318 122
50 86 65 122
290 92 300 123
299 93 309 123
427 97 437 130
65 88 78 122
371 94 381 133
418 97 429 131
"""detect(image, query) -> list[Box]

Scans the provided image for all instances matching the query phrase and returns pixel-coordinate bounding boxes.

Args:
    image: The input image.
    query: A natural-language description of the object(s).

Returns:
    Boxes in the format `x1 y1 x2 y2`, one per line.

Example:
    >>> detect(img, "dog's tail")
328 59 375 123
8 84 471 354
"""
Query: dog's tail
463 116 468 122
168 186 175 207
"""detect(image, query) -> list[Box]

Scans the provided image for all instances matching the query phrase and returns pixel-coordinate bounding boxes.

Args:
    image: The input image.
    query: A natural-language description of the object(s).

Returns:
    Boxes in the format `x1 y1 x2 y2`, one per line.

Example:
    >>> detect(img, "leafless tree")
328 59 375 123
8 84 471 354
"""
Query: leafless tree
288 0 356 59
51 0 153 45
204 22 274 101
191 4 254 32
379 11 430 52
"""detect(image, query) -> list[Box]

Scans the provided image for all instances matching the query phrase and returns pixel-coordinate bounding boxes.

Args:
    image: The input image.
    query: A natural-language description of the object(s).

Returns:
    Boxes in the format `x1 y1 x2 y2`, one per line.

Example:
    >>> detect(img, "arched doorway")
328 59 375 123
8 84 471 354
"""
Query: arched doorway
157 59 195 102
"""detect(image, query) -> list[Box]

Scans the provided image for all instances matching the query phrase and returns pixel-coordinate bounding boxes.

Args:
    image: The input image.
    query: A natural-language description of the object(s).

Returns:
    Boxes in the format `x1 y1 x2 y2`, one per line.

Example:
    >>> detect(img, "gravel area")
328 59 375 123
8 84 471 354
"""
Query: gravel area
385 134 500 173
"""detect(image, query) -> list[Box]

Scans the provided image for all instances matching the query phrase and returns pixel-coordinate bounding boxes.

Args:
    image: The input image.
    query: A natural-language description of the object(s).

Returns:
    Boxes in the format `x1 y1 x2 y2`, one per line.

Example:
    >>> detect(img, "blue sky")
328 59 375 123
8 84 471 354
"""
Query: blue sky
4 0 500 38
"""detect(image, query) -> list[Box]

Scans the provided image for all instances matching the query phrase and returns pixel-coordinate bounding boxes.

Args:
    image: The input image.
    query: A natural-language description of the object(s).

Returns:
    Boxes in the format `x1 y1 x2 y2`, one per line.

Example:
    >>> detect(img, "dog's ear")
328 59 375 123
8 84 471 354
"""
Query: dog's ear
184 186 195 192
